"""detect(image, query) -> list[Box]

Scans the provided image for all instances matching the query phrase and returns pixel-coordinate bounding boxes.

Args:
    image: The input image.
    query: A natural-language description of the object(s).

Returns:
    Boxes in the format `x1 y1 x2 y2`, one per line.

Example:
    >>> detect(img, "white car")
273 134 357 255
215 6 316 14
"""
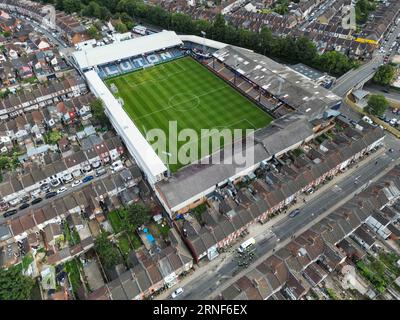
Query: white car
71 180 82 187
57 186 68 194
171 287 184 299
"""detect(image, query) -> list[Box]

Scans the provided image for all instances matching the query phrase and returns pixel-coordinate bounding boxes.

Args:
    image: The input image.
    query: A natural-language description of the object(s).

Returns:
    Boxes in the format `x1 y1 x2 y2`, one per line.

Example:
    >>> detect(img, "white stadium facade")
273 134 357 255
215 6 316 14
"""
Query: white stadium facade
73 31 186 185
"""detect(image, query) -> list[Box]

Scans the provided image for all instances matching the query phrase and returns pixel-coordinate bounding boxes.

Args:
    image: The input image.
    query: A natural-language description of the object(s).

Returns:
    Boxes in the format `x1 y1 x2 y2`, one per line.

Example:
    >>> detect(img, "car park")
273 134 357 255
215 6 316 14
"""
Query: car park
45 191 57 199
31 198 43 205
82 175 94 183
57 186 68 194
171 287 184 299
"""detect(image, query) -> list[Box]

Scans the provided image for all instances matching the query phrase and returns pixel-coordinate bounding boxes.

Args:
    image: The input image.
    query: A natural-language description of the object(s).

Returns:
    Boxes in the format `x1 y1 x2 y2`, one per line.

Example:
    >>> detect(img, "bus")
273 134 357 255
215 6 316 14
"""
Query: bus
238 237 256 253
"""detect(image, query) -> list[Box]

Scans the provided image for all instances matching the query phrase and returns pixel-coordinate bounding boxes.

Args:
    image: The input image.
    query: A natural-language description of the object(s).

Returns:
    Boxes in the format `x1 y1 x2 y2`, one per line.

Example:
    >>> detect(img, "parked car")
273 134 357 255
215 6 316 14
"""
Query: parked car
3 209 17 217
19 203 30 210
289 209 301 218
95 168 107 177
20 196 30 203
171 287 184 299
57 186 68 194
45 191 57 199
31 198 43 205
40 183 50 191
71 180 82 187
82 175 94 183
306 188 314 194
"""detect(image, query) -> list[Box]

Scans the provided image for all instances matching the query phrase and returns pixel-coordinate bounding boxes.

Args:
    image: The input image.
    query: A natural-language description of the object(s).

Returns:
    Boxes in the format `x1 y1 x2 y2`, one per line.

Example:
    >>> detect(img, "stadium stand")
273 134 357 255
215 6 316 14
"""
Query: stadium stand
209 45 342 121
85 70 167 185
96 48 185 79
72 31 185 78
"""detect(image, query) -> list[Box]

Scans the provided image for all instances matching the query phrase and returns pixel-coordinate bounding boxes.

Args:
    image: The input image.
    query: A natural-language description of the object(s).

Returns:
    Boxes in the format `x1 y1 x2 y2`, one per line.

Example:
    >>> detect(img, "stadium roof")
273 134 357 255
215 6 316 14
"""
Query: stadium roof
84 70 167 184
73 31 183 69
179 35 228 50
213 46 342 120
156 112 314 212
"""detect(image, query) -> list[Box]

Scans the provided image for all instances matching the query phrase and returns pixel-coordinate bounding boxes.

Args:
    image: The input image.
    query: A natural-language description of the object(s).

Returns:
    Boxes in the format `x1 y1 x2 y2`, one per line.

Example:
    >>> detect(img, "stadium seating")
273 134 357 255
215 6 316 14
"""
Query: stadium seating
97 47 186 79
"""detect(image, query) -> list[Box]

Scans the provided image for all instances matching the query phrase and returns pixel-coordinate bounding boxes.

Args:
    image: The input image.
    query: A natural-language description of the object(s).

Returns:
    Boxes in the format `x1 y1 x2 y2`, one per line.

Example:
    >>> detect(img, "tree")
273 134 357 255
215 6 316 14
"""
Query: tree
314 51 358 76
373 65 396 86
82 1 102 18
355 0 376 24
0 267 35 300
63 0 81 13
95 233 123 269
90 98 109 128
124 203 150 233
115 21 128 33
212 14 226 41
2 30 11 38
0 156 9 170
366 94 389 117
87 25 100 39
119 12 135 30
295 36 317 64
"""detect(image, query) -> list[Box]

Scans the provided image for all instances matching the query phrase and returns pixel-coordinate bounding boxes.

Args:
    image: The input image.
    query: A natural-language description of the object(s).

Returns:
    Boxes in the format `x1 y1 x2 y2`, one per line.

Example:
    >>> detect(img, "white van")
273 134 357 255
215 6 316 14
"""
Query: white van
238 237 256 253
362 116 373 125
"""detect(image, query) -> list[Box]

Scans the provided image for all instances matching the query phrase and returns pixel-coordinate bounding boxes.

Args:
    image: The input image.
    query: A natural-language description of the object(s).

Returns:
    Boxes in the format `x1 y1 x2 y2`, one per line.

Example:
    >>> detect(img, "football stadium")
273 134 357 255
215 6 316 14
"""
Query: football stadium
73 31 342 215
104 57 273 172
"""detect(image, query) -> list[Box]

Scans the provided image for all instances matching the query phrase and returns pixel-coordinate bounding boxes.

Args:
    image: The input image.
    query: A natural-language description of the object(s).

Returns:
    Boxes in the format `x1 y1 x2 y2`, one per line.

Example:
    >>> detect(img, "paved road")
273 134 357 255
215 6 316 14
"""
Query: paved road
332 56 382 97
298 0 337 31
172 145 399 300
332 17 400 98
365 85 400 103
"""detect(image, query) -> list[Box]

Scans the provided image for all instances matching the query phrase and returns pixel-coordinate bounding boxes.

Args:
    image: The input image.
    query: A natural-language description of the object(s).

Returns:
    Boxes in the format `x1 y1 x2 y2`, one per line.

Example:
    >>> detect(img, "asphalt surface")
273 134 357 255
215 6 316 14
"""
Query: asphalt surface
173 144 399 300
332 56 383 97
365 85 400 103
332 18 400 97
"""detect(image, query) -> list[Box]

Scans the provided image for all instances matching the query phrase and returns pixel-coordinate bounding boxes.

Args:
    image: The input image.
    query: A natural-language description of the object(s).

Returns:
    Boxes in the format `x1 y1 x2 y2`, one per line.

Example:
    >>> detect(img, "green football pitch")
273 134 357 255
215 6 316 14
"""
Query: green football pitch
105 57 273 172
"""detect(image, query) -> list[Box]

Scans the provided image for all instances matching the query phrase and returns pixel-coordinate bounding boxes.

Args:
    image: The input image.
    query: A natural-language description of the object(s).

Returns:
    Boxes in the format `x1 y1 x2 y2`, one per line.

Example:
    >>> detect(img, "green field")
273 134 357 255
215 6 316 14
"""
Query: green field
106 57 273 171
